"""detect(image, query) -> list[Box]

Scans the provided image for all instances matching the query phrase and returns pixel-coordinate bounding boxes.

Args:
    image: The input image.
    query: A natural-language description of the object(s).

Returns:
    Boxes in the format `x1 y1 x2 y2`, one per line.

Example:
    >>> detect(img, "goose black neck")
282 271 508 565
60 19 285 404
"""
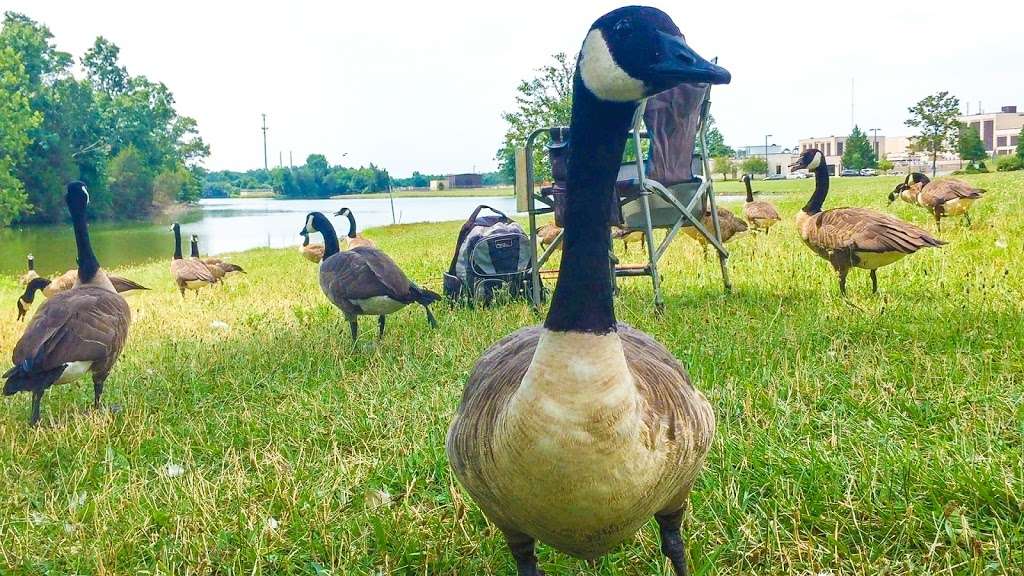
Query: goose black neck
21 278 50 304
544 77 635 334
71 204 100 282
345 212 357 238
744 178 754 202
27 257 34 272
173 227 183 260
315 214 341 258
190 239 200 258
302 235 309 247
803 163 830 215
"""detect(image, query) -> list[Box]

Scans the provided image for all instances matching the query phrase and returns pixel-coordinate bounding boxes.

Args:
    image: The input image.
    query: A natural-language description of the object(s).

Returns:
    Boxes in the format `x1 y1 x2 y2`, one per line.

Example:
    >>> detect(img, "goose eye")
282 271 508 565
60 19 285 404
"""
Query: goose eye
613 18 633 37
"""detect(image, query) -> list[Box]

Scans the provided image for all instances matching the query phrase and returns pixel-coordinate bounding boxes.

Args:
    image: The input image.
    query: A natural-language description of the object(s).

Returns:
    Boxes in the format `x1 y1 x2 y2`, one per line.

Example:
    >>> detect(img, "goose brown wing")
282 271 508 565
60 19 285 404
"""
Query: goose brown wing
923 180 983 205
808 208 945 253
319 248 413 302
109 276 149 293
350 246 415 300
744 201 780 221
171 258 215 283
10 287 130 374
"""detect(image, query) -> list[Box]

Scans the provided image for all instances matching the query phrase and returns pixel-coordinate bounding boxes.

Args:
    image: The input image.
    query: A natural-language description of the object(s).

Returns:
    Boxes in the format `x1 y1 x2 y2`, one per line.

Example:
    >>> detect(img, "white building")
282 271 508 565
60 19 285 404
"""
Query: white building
961 105 1024 156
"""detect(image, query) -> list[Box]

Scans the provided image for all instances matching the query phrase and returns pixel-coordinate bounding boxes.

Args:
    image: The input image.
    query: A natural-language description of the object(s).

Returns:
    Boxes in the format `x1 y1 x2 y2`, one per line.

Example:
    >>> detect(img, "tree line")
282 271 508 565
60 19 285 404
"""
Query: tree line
0 12 208 226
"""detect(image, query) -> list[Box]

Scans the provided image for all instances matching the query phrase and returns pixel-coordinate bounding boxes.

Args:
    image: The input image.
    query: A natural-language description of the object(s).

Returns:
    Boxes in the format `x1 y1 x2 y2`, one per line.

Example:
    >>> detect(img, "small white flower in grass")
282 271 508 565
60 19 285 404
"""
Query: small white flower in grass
63 522 77 535
163 463 185 478
69 491 87 510
994 239 1008 249
266 517 279 531
210 320 230 331
28 512 46 526
364 488 392 510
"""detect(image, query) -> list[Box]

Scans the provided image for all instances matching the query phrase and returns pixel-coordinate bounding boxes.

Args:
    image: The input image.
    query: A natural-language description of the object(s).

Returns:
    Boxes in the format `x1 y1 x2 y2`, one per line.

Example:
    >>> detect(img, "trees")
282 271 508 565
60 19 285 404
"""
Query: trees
905 91 962 177
841 126 877 171
712 156 733 180
877 159 894 174
704 115 733 158
0 45 40 225
1017 126 1024 160
958 125 987 167
740 157 767 175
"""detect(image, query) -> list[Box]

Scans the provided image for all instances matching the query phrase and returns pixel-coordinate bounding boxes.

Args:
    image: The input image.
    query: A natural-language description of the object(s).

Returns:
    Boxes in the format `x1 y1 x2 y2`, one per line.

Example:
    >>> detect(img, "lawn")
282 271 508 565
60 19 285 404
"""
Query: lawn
0 172 1021 575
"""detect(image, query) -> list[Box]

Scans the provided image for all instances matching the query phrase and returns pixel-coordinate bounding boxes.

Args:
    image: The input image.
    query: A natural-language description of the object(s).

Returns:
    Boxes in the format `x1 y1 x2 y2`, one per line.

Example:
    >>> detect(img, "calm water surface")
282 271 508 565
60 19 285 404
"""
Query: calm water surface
0 196 516 277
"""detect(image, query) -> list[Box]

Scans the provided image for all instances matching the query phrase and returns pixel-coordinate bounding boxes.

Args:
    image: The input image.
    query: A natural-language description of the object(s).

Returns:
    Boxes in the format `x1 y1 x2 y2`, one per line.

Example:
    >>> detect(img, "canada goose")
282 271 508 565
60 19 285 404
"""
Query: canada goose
189 235 224 283
888 181 919 206
300 235 325 263
537 223 562 251
301 212 440 341
683 206 748 258
742 174 781 232
611 225 645 252
18 255 39 285
334 207 377 249
17 273 148 321
446 8 730 575
3 182 131 426
170 223 215 297
891 173 984 230
790 149 945 294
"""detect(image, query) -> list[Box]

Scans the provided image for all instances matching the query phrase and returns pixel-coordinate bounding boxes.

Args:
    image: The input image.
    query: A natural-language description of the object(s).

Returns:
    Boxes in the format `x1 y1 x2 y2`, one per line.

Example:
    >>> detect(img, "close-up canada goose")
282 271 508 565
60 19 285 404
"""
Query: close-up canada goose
334 207 377 249
791 149 946 294
611 225 645 252
537 222 562 250
742 173 781 232
300 234 325 263
302 212 440 341
446 7 730 576
170 223 216 297
683 206 748 258
890 172 985 230
3 182 132 426
18 255 39 286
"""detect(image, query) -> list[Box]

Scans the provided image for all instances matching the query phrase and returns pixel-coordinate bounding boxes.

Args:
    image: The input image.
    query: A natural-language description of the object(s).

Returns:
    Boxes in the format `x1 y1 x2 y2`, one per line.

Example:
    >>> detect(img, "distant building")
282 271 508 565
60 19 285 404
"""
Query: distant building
797 135 915 174
446 173 483 189
735 145 797 177
961 105 1023 156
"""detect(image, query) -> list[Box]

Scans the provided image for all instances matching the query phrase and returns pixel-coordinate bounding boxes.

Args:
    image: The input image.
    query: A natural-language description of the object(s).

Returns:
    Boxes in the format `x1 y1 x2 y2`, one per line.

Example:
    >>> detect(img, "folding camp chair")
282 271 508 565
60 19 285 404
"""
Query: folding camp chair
515 77 731 311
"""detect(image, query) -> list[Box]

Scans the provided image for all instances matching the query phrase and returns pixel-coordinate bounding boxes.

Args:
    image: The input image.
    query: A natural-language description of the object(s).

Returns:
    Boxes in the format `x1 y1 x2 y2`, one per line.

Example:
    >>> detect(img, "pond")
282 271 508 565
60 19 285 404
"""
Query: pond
0 196 517 277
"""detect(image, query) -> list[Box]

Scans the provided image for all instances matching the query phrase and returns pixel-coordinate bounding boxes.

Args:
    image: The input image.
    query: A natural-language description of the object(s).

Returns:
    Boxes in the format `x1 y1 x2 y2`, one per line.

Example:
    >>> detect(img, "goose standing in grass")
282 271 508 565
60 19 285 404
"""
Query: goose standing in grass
334 207 377 249
611 225 645 252
190 235 246 281
300 235 325 263
791 149 945 295
4 182 131 426
890 172 984 230
447 8 730 575
301 212 440 341
17 274 148 321
537 223 562 251
683 206 748 258
170 223 215 297
18 255 39 286
742 174 781 233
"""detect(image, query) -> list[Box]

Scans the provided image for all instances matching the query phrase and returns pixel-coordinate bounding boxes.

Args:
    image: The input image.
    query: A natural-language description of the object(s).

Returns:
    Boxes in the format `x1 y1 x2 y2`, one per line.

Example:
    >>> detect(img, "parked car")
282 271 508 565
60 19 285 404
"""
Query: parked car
840 169 861 177
787 171 811 179
859 168 878 176
763 174 786 180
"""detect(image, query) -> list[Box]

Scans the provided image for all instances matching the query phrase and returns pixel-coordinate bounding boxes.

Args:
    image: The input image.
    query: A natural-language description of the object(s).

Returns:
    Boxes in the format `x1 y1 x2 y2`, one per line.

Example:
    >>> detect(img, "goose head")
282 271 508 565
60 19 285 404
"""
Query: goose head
300 212 330 236
170 222 181 234
66 181 89 212
16 277 51 322
334 207 351 217
789 148 825 172
578 6 730 104
889 183 909 205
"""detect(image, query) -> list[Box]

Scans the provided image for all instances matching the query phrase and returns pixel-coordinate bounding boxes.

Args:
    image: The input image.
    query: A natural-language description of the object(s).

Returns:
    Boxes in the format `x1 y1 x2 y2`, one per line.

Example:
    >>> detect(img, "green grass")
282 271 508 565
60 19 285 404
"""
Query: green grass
0 172 1022 575
333 186 513 200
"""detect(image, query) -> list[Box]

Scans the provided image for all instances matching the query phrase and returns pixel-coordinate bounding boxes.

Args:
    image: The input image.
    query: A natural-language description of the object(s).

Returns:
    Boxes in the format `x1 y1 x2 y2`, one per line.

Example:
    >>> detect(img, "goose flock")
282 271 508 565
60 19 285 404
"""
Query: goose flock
1 5 992 575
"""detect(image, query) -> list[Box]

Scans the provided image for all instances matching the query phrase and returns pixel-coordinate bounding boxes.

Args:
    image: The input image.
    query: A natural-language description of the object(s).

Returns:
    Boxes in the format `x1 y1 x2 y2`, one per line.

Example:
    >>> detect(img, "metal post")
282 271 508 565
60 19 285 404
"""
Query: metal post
261 114 269 172
764 134 773 178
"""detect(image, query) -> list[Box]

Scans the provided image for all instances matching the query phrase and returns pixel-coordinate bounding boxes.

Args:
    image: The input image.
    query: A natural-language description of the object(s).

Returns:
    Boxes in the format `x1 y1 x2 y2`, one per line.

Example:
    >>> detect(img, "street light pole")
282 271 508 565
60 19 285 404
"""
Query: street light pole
765 134 773 178
870 128 881 162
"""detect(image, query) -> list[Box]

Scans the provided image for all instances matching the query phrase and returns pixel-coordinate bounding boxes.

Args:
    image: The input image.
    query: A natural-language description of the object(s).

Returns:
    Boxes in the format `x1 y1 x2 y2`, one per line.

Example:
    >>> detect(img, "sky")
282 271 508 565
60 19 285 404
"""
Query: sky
6 0 1023 176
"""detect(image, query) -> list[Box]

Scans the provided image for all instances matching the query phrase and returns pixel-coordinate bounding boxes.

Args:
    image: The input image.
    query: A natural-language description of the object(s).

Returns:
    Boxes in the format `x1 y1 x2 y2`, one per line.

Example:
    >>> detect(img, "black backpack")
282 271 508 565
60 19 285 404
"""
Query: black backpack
443 205 533 305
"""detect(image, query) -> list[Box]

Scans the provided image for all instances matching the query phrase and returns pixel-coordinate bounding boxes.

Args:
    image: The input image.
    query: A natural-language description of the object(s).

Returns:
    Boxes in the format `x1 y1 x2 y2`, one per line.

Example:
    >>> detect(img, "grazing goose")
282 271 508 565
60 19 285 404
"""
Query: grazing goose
18 255 39 286
683 206 748 258
537 223 562 251
190 235 224 283
301 212 440 341
790 149 945 294
300 234 325 263
170 223 215 297
17 273 148 321
446 8 730 575
742 174 781 233
3 182 131 426
891 173 984 230
334 207 377 249
611 225 645 252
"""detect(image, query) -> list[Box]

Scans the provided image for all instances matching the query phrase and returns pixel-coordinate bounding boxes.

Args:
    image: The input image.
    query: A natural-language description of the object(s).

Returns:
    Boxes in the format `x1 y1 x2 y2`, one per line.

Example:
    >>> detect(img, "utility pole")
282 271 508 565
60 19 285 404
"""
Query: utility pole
870 128 881 161
764 134 772 178
261 114 269 172
279 151 283 169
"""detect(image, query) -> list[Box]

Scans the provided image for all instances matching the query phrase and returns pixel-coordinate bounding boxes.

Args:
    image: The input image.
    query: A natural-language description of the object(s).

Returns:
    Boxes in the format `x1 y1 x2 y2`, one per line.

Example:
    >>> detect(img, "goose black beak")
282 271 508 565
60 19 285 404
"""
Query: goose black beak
788 160 806 171
649 32 731 85
16 300 26 322
299 228 309 236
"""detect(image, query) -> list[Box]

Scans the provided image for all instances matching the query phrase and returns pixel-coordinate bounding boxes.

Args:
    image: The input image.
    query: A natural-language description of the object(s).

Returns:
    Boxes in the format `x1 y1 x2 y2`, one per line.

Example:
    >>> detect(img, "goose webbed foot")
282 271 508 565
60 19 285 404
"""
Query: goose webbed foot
656 510 690 576
506 535 544 576
378 315 386 338
93 376 105 410
29 389 44 427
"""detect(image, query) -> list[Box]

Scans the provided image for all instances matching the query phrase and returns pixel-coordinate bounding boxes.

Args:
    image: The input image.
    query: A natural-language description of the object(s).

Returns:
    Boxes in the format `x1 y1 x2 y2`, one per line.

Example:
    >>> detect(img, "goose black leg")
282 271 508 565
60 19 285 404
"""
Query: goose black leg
348 320 358 342
424 305 438 328
838 268 849 296
378 315 386 338
870 270 879 294
506 534 544 576
964 212 972 227
93 375 105 409
29 389 43 426
656 509 690 576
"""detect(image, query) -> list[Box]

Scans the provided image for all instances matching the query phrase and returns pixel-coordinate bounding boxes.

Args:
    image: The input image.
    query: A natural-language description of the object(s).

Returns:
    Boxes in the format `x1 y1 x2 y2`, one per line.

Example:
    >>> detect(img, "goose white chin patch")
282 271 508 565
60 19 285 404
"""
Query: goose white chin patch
305 214 316 233
580 30 646 102
807 152 822 171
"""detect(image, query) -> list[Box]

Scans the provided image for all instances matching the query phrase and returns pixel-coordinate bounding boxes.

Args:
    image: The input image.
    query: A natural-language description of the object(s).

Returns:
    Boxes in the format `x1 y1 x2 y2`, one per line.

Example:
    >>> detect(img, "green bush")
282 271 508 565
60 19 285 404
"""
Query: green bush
996 155 1024 172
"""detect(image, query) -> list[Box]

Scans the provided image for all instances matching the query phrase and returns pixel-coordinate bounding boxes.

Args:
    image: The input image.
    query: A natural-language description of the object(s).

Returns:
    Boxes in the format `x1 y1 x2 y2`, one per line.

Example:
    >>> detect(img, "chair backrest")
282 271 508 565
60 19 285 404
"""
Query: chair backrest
643 82 709 186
